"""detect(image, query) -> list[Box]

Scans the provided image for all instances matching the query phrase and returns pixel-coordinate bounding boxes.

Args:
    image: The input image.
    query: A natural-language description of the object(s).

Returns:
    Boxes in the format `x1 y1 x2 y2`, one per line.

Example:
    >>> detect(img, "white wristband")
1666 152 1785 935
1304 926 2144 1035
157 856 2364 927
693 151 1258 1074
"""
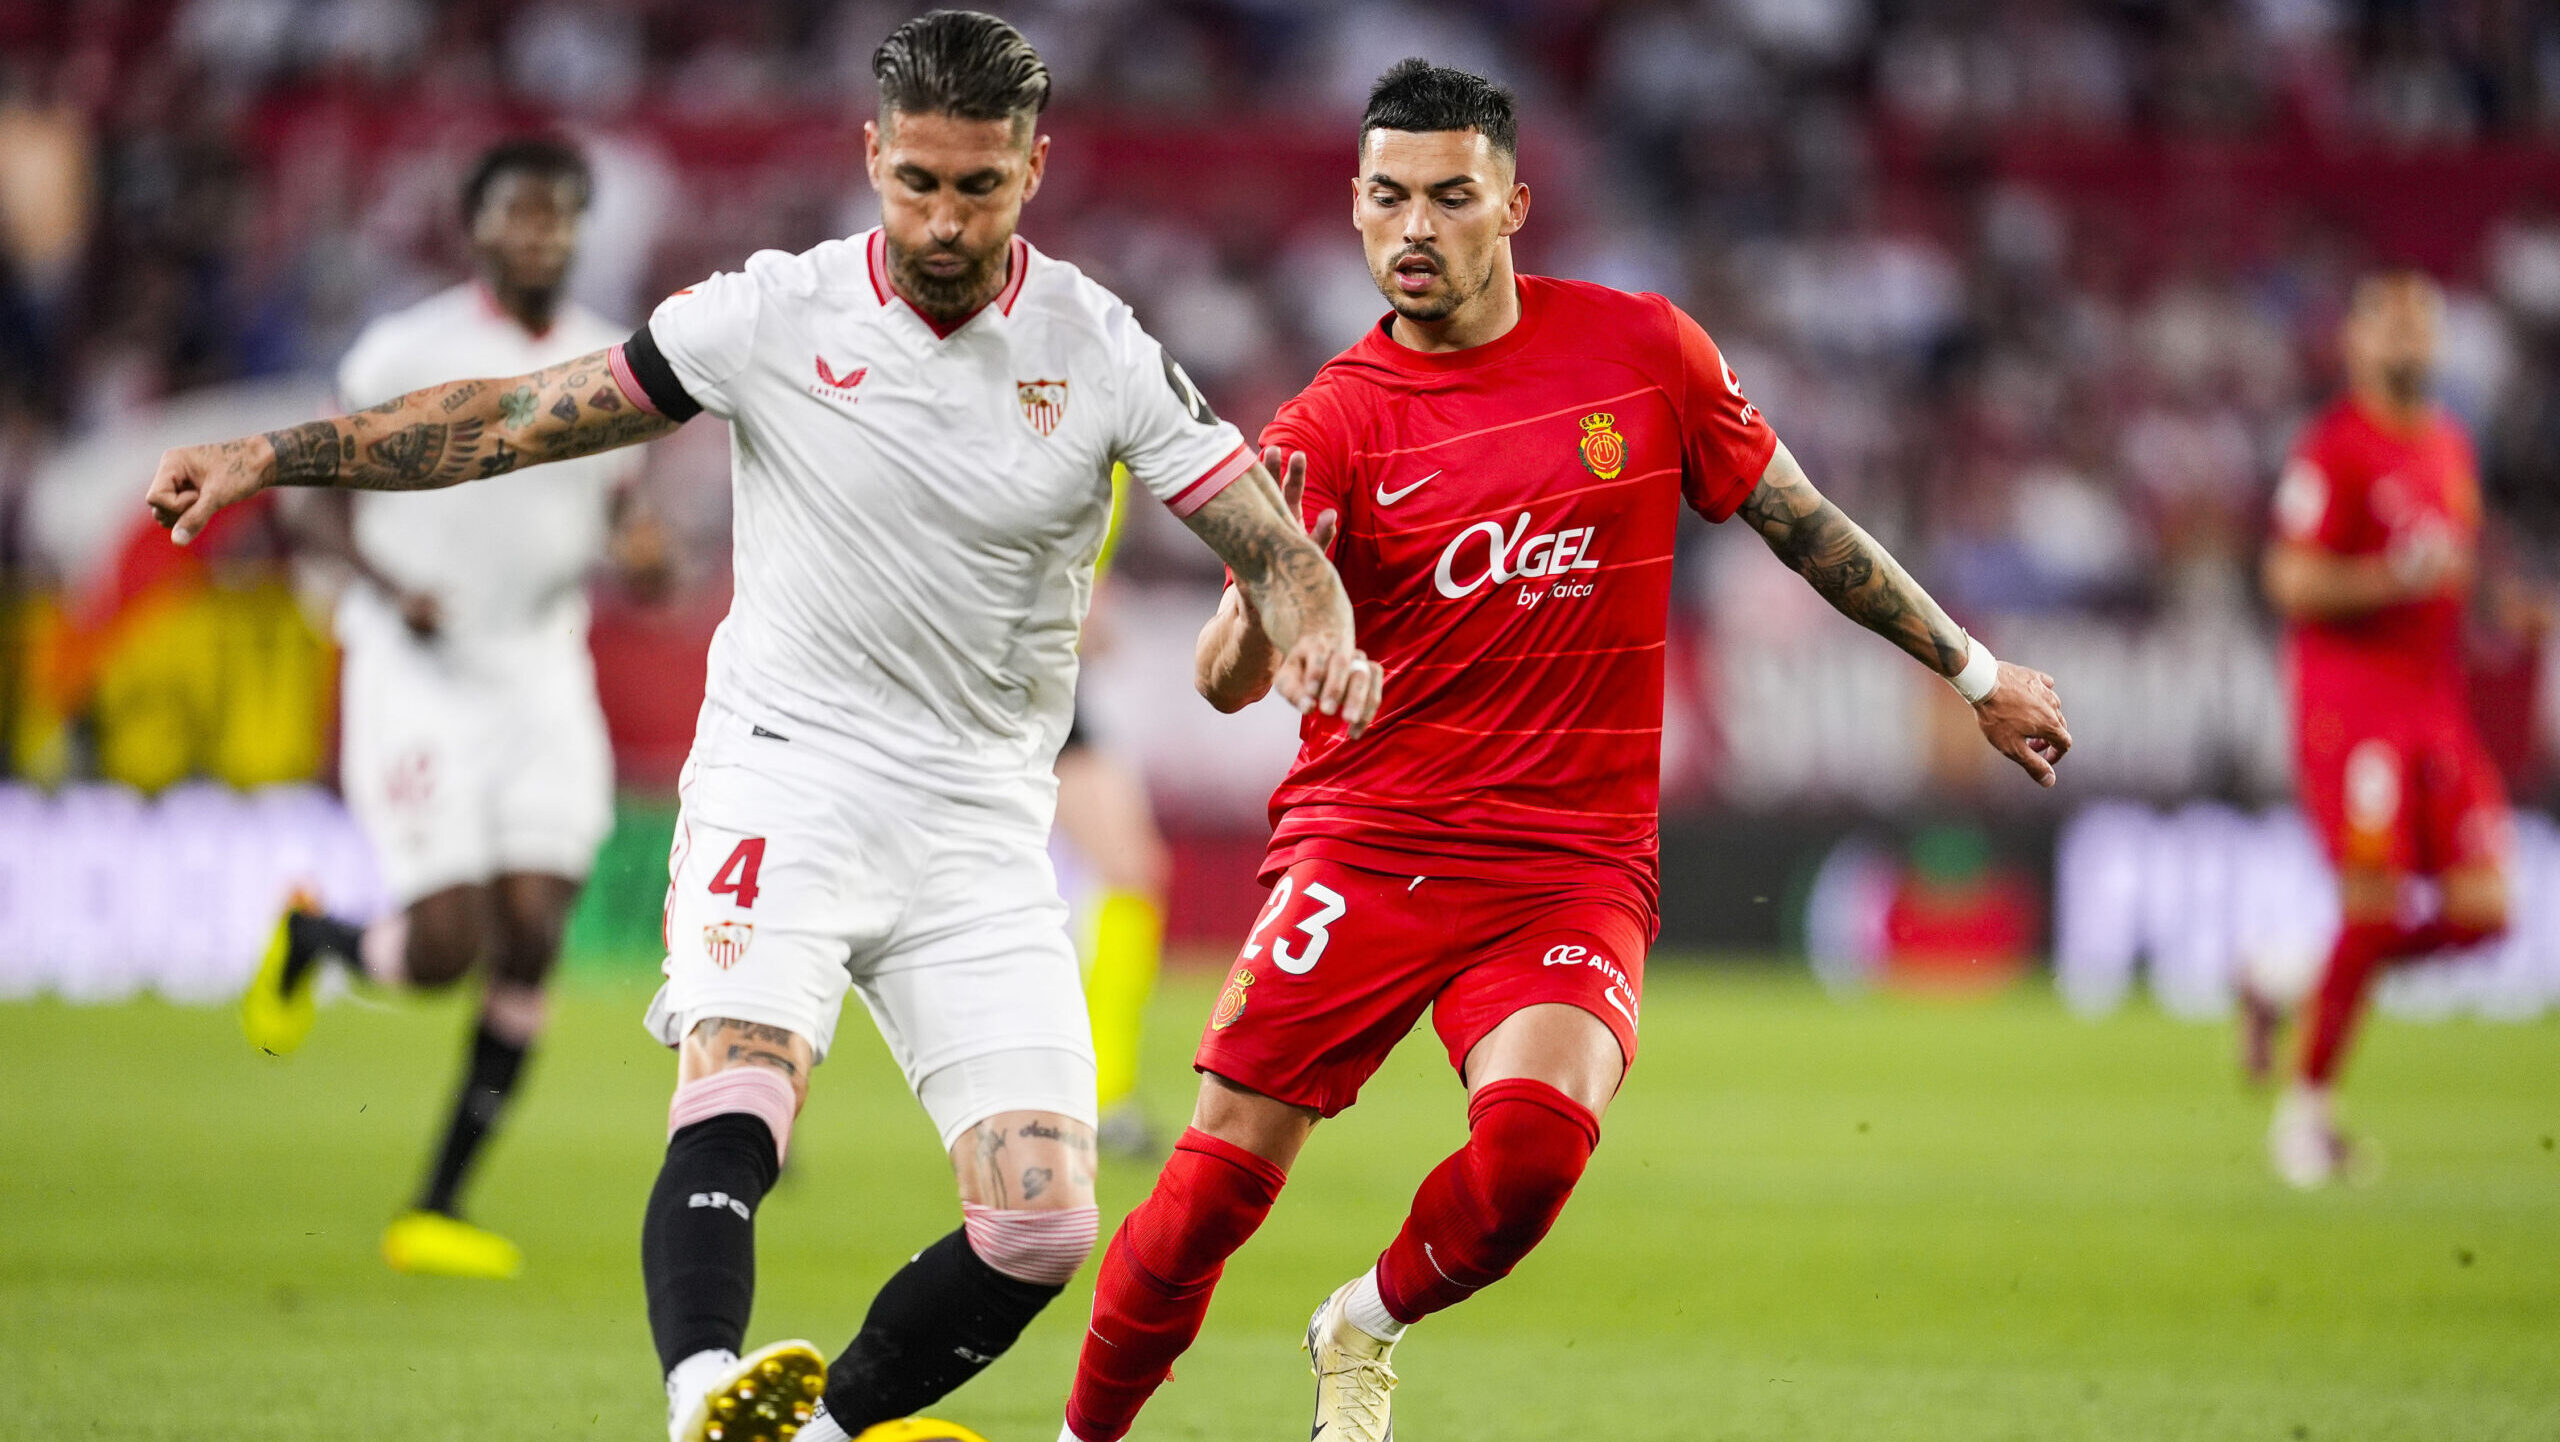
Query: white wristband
1949 636 2000 705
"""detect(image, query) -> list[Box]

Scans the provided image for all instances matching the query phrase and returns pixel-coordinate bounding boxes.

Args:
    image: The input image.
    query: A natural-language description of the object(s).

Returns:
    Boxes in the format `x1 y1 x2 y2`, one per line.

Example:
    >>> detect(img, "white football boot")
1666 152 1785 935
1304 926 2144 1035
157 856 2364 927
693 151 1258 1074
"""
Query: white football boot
1304 1280 1400 1442
668 1340 826 1442
2269 1086 2350 1189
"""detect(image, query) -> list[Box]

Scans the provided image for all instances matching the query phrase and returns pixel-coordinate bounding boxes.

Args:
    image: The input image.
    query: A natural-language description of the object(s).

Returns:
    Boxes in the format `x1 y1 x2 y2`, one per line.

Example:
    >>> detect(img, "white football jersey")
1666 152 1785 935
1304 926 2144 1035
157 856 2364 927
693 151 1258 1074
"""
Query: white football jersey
621 229 1251 819
335 284 634 650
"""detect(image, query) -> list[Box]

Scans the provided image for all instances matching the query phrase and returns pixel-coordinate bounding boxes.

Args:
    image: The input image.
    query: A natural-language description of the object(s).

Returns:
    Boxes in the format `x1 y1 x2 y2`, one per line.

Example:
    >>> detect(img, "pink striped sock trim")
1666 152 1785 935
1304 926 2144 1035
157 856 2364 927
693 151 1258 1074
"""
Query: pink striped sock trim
668 1069 798 1164
962 1202 1099 1286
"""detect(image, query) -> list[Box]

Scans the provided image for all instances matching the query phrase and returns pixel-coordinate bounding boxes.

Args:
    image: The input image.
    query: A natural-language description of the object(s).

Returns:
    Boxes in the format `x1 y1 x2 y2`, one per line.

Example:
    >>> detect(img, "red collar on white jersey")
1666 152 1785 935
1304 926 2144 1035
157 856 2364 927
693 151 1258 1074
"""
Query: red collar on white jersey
865 229 1030 338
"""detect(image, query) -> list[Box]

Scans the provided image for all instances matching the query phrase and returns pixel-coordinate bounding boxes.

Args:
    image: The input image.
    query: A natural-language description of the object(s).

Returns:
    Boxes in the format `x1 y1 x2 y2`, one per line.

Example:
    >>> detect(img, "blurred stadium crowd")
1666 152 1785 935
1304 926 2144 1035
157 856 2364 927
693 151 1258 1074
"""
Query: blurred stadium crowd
3 0 2560 819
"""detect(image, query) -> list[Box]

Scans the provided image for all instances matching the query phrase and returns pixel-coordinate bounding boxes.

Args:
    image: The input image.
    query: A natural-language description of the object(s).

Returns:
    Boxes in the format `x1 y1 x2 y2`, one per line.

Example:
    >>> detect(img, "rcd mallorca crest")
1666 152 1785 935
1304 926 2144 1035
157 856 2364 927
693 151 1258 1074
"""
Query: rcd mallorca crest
1578 411 1626 479
1017 378 1069 437
1210 967 1255 1030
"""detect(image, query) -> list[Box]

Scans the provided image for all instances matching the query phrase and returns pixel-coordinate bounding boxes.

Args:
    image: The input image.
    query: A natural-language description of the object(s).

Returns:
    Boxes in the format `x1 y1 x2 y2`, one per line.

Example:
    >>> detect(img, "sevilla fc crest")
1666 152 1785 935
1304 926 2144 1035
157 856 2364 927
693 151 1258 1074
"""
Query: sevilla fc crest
702 921 754 971
1017 378 1069 437
1210 966 1255 1030
1578 411 1625 480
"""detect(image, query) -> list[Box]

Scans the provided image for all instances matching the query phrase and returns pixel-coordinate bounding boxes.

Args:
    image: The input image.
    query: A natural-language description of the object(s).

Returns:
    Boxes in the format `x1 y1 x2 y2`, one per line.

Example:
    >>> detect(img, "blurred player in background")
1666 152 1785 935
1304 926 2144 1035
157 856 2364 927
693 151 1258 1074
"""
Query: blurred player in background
238 137 666 1279
148 14 1373 1442
1060 61 2071 1442
1057 465 1173 1160
2255 272 2509 1188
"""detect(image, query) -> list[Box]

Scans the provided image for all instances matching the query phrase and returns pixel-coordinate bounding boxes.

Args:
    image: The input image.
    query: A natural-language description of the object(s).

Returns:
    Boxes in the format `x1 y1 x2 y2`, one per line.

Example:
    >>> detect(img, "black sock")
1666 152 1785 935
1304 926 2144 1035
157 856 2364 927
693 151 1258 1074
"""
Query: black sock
823 1227 1065 1430
643 1112 779 1374
283 911 368 991
416 1021 530 1217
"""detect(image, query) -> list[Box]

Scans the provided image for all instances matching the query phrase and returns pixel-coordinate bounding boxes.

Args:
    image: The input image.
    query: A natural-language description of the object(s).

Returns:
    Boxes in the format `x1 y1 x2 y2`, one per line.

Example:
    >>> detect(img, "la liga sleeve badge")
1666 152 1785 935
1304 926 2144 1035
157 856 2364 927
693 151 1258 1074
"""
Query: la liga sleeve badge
1577 411 1625 479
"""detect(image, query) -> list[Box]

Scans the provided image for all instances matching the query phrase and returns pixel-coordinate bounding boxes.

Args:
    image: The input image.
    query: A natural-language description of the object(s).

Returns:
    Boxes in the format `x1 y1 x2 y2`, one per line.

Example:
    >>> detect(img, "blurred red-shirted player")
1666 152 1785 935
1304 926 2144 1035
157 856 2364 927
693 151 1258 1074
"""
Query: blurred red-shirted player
2255 272 2510 1188
1059 61 2073 1442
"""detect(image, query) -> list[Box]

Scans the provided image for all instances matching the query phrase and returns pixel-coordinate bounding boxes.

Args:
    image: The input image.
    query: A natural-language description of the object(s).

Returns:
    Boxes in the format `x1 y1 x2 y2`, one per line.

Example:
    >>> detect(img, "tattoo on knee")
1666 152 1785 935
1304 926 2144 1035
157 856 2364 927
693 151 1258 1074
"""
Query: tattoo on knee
693 1018 803 1079
971 1123 1013 1206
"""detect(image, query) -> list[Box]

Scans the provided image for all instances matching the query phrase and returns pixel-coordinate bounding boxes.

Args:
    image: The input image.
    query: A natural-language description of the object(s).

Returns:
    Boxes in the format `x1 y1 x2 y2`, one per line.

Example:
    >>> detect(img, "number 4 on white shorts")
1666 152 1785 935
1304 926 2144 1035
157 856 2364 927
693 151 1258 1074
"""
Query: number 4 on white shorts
1242 878 1347 976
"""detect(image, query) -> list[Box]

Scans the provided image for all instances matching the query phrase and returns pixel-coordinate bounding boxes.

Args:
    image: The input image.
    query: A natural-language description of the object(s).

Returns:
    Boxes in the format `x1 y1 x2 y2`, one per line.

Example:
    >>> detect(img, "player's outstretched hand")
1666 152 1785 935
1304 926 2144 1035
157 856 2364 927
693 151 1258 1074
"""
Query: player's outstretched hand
1274 631 1381 739
1257 444 1371 733
1265 446 1339 554
147 437 271 545
1975 662 2071 787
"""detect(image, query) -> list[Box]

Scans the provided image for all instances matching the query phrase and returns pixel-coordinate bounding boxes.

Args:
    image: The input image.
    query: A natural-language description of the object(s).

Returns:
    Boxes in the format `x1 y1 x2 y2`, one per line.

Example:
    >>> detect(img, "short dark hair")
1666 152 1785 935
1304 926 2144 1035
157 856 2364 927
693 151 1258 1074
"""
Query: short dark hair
873 10 1052 128
461 138 591 223
1361 58 1517 158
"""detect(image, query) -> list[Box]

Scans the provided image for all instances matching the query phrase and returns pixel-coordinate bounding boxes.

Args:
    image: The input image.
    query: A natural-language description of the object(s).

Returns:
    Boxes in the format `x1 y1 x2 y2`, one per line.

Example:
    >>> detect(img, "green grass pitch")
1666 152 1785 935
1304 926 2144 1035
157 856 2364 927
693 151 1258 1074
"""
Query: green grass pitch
5 964 2555 1440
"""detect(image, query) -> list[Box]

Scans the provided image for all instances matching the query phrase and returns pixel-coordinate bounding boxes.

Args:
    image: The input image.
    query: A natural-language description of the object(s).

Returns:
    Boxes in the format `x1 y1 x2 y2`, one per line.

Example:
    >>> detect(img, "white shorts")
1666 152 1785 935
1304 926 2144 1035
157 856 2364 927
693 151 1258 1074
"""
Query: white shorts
644 704 1097 1149
339 633 615 906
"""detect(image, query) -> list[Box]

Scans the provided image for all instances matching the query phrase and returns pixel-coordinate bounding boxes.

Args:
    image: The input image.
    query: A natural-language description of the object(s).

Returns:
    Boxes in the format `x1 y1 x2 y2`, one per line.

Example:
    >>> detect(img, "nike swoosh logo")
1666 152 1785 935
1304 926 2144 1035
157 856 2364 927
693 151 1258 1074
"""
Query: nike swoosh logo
1375 470 1439 506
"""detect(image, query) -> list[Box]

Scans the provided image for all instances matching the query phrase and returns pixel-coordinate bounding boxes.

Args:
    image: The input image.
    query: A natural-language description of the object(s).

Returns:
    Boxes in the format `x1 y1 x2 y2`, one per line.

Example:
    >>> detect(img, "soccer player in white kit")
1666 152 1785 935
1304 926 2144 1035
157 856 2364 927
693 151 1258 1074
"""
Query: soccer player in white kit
145 13 1379 1442
238 138 664 1281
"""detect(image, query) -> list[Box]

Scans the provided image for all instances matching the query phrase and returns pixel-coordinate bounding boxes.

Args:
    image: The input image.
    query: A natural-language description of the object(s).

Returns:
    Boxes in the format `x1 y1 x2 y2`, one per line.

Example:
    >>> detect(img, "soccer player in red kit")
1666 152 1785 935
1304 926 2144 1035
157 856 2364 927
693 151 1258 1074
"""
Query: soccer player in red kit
2256 272 2509 1188
1058 62 2072 1442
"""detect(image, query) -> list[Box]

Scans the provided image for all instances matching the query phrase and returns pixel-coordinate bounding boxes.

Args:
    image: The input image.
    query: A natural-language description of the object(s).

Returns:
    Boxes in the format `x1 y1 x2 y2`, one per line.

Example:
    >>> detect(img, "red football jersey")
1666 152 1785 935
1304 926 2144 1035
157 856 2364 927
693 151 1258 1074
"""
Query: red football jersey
2272 396 2480 714
1256 274 1776 910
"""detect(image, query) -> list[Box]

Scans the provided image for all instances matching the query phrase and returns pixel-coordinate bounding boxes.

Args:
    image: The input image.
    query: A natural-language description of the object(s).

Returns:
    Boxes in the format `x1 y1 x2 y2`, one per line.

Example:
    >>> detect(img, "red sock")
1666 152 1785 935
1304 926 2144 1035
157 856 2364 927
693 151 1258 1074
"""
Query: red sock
2298 920 2396 1087
2298 912 2507 1087
1066 1128 1287 1442
1374 1078 1598 1324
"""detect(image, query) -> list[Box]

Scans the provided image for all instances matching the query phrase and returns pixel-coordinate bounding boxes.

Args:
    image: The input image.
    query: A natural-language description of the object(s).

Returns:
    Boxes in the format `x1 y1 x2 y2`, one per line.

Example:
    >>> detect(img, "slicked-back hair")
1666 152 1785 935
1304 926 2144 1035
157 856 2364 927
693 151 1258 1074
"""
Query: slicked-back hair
873 9 1052 131
1361 58 1517 159
462 138 591 224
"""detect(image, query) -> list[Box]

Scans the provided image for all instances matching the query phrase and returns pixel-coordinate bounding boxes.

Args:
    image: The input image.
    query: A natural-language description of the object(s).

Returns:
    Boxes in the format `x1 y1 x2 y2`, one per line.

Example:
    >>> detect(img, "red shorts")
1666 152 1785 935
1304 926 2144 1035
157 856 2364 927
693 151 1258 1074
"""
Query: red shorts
2296 703 2510 874
1192 858 1650 1118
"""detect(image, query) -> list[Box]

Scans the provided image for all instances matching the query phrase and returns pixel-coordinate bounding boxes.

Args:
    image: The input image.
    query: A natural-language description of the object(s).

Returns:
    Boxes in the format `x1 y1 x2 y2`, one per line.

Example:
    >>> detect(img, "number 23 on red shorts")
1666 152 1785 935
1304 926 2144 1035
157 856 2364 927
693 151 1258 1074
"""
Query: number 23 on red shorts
1192 857 1651 1117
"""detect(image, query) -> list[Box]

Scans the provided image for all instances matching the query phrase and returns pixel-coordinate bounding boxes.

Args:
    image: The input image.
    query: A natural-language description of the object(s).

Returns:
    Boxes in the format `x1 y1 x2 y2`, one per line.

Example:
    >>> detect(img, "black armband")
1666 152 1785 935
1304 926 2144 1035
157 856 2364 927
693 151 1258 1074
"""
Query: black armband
615 323 704 423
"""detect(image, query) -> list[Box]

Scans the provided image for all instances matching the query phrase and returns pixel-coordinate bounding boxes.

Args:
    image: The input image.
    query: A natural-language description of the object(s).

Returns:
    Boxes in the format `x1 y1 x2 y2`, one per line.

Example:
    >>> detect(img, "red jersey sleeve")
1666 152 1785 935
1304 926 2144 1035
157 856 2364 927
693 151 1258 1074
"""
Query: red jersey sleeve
2272 421 2373 556
1664 299 1778 522
1256 378 1354 552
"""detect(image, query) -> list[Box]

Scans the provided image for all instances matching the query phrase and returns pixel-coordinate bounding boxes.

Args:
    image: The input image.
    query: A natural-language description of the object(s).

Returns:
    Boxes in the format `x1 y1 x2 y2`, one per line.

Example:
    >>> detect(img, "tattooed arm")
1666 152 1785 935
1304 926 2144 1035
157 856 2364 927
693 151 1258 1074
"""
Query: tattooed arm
146 350 678 545
1739 439 2074 786
1190 446 1370 731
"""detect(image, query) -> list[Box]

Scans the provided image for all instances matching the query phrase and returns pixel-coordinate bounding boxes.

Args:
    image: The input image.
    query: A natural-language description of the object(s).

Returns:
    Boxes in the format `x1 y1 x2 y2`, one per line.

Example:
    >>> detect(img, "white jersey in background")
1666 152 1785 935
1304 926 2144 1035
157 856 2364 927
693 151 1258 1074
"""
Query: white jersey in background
336 283 635 651
332 284 633 903
619 228 1251 828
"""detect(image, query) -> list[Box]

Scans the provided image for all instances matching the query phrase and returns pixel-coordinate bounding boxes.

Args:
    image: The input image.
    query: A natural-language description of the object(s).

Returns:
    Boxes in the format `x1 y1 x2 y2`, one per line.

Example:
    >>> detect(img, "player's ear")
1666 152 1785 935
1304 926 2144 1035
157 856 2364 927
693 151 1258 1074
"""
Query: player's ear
1021 131 1049 203
1501 181 1530 238
862 118 886 191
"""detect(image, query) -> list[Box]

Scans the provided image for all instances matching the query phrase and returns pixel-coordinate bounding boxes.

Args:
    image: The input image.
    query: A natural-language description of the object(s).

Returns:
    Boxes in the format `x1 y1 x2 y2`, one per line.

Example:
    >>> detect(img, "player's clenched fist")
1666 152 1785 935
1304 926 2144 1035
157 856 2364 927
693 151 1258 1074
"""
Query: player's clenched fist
147 435 275 545
1974 662 2072 787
